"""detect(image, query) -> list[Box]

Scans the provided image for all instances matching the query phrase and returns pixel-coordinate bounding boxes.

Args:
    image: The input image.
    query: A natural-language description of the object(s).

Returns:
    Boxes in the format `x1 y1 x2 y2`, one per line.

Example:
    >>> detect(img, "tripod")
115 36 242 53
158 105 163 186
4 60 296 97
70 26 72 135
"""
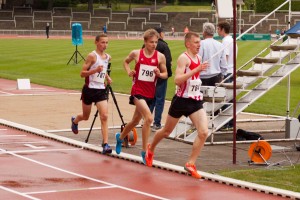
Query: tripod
85 64 133 147
67 45 85 65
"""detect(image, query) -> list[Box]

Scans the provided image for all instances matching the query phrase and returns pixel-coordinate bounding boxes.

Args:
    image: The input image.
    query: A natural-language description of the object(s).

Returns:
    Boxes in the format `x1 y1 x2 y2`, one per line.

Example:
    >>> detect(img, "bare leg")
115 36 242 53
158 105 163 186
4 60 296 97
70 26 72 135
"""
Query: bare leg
150 115 180 152
95 100 108 144
187 109 208 165
73 102 92 124
120 108 142 140
132 98 153 151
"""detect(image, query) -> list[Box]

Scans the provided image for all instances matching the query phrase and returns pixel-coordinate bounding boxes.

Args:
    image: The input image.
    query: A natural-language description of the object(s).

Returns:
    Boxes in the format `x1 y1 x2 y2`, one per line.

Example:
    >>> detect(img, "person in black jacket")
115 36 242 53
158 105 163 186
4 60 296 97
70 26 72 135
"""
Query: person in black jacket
150 27 173 131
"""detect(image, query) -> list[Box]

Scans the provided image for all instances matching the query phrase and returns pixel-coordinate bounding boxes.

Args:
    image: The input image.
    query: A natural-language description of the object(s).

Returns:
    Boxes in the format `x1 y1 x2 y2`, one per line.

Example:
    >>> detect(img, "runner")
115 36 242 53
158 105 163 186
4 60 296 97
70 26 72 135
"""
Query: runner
145 32 209 179
71 33 113 154
115 29 168 164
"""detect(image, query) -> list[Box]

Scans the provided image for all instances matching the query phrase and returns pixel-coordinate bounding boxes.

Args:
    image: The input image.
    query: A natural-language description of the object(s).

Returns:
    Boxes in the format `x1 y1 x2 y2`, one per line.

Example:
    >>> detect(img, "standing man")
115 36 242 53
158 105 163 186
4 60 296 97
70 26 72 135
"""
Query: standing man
199 22 227 86
71 34 113 154
150 27 172 131
45 22 50 39
217 21 237 83
145 32 209 179
217 21 237 130
115 29 168 164
103 24 107 34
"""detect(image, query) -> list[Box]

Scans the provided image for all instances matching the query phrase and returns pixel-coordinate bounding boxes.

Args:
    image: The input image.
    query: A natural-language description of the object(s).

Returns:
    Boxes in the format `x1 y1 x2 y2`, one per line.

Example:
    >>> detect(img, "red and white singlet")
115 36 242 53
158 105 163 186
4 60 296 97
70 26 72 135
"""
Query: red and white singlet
176 52 203 101
131 49 159 98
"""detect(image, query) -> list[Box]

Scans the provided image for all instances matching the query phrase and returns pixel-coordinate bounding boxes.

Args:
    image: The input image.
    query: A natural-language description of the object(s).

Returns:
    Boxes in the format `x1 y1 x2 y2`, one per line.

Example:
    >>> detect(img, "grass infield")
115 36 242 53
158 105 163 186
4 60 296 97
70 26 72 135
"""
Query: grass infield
0 37 299 116
0 37 300 192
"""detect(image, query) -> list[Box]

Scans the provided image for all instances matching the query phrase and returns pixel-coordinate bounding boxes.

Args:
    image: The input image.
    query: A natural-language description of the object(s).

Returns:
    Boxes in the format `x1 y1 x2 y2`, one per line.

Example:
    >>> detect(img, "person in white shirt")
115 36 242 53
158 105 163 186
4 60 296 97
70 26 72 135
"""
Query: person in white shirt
198 22 227 86
217 21 238 83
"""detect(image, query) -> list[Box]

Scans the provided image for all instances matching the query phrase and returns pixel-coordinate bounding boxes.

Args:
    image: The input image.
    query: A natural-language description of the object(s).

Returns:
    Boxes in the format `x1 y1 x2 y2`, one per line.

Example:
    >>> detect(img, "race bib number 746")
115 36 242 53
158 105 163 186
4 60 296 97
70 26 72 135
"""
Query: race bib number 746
188 79 202 98
138 64 156 82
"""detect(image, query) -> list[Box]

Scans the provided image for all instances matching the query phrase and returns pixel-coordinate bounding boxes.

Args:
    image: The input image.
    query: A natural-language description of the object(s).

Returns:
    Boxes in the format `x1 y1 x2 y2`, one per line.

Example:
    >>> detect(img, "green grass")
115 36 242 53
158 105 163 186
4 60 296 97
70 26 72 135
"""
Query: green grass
1 37 300 193
0 38 300 117
218 165 300 192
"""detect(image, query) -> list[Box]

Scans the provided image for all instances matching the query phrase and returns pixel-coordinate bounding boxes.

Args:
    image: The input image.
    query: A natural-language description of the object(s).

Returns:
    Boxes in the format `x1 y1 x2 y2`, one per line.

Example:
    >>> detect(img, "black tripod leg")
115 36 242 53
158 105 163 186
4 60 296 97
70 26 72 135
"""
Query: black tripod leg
108 85 129 147
67 51 77 65
85 110 98 143
77 50 86 62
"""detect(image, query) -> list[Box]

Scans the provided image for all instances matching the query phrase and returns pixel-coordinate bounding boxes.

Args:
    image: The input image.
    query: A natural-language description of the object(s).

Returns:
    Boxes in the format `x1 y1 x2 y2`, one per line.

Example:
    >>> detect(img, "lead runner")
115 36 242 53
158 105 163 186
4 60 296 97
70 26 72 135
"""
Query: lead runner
145 32 209 179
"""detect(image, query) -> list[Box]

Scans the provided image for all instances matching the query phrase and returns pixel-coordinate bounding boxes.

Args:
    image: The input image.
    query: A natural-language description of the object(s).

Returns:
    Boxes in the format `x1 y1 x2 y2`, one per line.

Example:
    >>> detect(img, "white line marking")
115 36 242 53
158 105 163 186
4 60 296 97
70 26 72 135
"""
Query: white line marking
0 148 81 155
24 144 46 149
25 186 116 195
0 129 8 131
0 141 49 145
0 148 170 200
0 135 27 137
0 186 40 200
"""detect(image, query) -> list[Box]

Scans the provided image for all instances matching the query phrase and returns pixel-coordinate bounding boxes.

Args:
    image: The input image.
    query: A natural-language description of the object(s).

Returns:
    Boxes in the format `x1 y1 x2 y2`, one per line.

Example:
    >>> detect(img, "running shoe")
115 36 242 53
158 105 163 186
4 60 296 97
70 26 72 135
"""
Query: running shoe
115 132 123 154
151 124 162 132
102 143 112 154
184 162 201 179
145 144 154 167
141 151 146 165
71 116 78 134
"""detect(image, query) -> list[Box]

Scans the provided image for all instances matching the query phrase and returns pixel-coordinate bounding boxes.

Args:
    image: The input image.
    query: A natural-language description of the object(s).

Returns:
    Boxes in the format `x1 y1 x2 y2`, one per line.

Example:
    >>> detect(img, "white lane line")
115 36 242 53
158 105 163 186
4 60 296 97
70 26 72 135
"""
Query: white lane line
25 186 116 195
0 186 40 200
0 141 49 145
0 91 14 95
0 148 82 155
0 148 170 200
24 144 46 149
0 129 7 131
0 135 27 137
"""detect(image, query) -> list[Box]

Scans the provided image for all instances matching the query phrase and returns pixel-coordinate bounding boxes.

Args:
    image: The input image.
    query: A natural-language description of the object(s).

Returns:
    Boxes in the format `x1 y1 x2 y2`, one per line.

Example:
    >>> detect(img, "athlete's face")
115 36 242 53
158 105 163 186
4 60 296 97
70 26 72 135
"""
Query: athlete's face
144 36 158 52
187 35 200 55
95 37 108 51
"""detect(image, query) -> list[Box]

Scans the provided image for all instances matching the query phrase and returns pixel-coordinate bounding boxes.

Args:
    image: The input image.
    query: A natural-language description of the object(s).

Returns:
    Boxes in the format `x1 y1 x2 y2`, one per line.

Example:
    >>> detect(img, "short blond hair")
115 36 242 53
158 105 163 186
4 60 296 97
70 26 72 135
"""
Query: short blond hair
143 29 159 41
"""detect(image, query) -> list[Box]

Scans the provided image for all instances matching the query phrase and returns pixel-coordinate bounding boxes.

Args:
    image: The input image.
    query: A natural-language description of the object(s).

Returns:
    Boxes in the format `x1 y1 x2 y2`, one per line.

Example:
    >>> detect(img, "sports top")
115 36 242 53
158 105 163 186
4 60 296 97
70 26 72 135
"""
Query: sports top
85 50 110 89
131 49 159 98
176 52 203 101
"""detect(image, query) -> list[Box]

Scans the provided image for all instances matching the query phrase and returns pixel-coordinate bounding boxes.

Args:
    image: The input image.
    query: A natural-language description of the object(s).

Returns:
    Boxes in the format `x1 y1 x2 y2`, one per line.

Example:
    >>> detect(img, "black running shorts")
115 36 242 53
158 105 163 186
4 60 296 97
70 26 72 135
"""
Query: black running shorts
168 95 203 118
81 85 108 105
129 95 153 107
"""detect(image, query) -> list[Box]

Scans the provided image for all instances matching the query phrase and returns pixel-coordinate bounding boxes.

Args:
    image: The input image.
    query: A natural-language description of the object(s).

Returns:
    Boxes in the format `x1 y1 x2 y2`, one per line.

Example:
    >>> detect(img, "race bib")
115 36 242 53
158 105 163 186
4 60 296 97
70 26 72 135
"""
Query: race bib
92 68 107 83
188 79 202 98
138 64 156 82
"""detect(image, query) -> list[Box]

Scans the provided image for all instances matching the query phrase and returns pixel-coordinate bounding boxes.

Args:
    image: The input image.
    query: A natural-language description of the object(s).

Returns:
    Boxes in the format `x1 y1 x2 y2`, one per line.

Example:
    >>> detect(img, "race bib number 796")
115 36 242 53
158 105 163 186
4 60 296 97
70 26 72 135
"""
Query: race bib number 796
138 64 156 82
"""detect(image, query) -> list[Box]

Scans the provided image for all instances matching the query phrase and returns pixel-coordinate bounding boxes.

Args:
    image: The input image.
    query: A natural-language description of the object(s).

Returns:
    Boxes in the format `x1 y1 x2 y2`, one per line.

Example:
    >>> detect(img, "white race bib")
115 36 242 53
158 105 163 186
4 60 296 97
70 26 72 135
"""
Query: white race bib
138 64 156 82
188 79 202 98
92 68 107 83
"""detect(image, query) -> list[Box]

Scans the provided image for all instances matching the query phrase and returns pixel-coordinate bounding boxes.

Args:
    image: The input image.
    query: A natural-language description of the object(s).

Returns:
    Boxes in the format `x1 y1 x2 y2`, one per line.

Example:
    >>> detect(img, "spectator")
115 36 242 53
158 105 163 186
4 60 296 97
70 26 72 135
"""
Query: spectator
150 27 173 131
199 22 227 87
217 21 238 131
184 26 189 35
103 25 107 34
171 26 175 37
45 23 50 39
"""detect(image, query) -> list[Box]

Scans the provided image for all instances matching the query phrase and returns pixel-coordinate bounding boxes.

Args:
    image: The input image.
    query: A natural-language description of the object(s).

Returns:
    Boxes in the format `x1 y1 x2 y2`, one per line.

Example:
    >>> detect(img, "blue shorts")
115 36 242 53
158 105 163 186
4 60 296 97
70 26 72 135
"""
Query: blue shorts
168 95 203 118
81 85 108 105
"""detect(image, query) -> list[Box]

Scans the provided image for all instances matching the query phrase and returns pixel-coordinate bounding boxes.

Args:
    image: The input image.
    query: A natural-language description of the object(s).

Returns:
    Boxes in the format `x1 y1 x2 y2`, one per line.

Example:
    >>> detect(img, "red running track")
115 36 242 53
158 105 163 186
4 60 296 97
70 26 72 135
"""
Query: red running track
0 125 287 200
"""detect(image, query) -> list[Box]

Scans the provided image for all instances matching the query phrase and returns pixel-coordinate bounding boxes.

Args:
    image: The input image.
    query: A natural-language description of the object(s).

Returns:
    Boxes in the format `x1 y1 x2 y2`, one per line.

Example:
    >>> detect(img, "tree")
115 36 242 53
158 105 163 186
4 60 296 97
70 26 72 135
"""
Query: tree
47 0 54 10
88 0 93 12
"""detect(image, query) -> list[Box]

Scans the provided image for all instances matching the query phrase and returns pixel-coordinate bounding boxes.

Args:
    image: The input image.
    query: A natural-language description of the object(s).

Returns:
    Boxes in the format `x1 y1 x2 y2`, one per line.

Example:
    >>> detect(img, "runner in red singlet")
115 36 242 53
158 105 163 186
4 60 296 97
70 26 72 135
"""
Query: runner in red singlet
115 29 168 164
145 32 209 179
